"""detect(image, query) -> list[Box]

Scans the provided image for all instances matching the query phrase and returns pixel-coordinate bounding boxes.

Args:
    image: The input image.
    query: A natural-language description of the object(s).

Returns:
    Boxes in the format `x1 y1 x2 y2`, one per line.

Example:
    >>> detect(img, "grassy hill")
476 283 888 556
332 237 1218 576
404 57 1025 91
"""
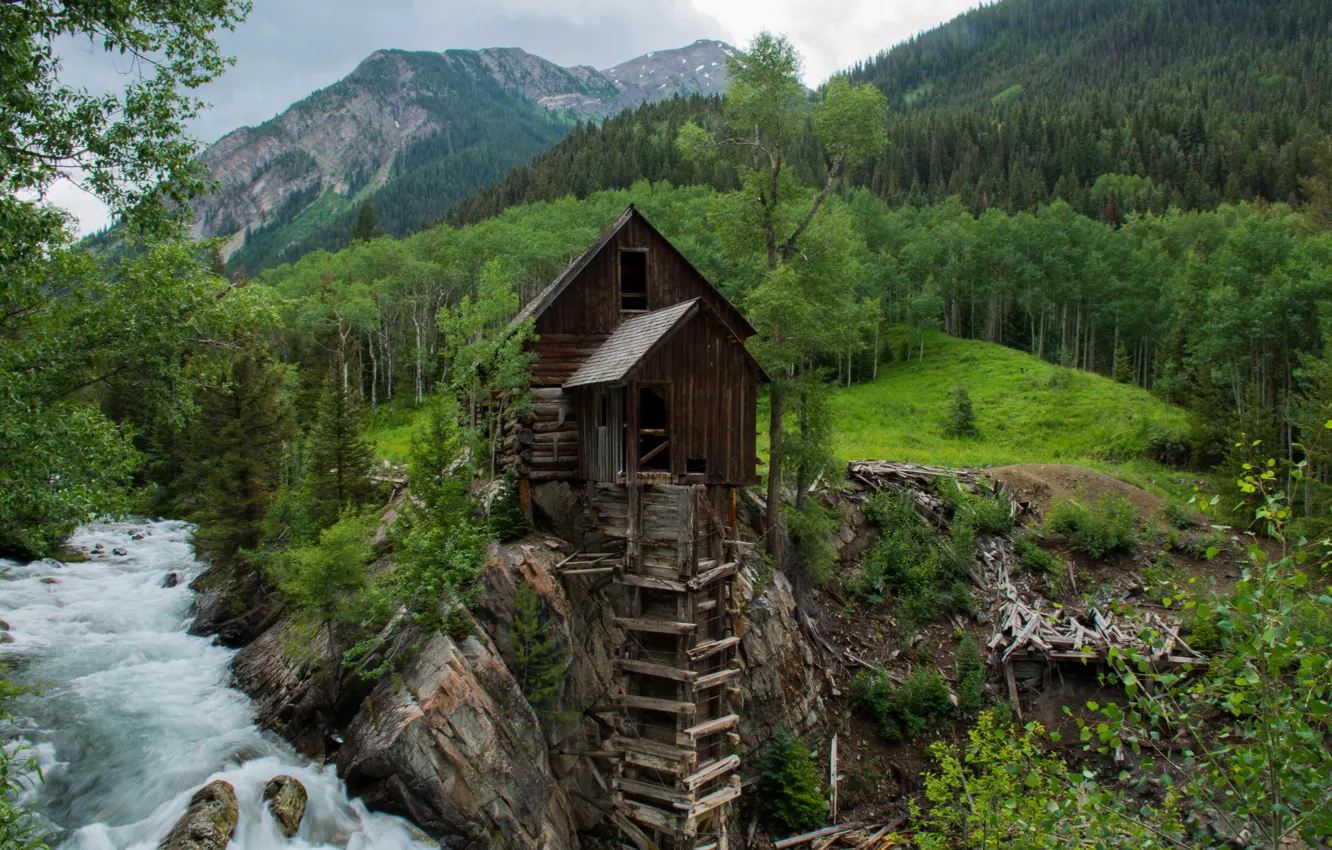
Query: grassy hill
831 331 1188 467
822 331 1208 507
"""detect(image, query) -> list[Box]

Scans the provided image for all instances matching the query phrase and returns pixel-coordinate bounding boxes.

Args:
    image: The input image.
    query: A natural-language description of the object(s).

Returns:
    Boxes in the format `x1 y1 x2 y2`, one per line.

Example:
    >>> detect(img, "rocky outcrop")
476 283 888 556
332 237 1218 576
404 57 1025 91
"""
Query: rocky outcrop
263 775 308 838
188 559 280 649
337 629 579 849
159 780 238 850
734 561 825 745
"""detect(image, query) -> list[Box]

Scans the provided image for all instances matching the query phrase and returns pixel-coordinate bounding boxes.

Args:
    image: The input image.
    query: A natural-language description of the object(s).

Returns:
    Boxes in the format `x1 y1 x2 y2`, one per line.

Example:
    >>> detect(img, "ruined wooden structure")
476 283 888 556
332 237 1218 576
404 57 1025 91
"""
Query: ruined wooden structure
506 206 765 850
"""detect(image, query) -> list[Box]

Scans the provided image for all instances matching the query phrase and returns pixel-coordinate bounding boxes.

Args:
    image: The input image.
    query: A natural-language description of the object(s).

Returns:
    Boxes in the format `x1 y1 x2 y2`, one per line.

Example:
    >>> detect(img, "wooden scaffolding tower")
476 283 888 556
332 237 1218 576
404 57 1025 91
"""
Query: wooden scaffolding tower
594 481 743 850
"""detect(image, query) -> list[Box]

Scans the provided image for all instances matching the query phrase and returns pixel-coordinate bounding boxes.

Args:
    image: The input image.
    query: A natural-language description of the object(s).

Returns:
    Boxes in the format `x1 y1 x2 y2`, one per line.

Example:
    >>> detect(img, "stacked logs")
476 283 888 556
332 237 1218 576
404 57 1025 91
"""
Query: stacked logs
504 387 579 482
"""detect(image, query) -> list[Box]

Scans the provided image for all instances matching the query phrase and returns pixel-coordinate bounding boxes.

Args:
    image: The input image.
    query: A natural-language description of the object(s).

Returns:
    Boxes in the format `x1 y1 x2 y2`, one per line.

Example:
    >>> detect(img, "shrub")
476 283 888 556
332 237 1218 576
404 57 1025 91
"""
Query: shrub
955 636 985 712
1048 495 1137 558
1189 528 1229 560
944 386 979 438
1014 536 1061 575
851 668 953 742
756 728 827 833
1164 501 1191 530
487 475 529 541
786 501 839 586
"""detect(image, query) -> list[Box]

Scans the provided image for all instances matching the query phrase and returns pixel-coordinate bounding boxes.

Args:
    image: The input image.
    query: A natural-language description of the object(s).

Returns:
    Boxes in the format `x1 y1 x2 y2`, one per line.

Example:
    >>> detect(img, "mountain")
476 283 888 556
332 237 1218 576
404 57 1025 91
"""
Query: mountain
452 0 1332 226
198 40 733 273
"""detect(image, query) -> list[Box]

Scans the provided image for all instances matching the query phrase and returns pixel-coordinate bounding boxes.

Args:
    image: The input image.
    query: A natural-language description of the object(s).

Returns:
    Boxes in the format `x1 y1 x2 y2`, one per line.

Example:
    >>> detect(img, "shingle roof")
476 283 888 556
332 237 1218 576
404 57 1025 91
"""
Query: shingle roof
564 300 700 388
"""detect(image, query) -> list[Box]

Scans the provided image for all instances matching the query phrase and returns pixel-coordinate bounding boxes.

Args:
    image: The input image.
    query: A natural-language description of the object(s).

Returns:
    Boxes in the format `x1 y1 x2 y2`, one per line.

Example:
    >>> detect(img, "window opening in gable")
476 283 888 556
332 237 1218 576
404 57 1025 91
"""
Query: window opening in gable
620 250 648 311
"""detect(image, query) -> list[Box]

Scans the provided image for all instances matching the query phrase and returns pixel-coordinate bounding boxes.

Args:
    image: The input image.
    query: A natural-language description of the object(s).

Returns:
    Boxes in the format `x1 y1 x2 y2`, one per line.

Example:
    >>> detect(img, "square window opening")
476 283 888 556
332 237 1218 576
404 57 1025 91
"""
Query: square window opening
686 457 707 474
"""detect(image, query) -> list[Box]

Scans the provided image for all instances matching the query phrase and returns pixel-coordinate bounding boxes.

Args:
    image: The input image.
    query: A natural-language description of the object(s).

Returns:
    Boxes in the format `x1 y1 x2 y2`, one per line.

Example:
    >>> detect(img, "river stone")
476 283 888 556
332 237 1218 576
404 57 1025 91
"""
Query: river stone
0 633 13 644
0 620 9 631
40 577 60 585
263 775 307 837
159 780 238 850
113 547 128 556
162 572 180 589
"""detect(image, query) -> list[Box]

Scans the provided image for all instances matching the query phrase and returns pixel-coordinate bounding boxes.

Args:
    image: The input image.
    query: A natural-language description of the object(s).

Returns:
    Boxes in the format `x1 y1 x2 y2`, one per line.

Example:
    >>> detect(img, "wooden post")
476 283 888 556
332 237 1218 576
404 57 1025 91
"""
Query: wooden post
518 478 533 525
829 734 838 823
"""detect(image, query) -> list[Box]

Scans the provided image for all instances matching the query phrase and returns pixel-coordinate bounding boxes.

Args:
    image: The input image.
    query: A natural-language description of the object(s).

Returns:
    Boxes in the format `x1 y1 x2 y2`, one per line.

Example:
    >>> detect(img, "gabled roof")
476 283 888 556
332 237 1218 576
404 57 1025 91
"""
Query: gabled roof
509 205 757 339
564 298 769 389
564 300 700 388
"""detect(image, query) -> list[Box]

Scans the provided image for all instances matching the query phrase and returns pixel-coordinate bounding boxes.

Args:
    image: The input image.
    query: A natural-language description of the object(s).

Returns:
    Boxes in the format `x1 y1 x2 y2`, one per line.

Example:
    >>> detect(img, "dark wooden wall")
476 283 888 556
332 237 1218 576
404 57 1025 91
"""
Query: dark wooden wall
577 386 627 482
630 312 759 486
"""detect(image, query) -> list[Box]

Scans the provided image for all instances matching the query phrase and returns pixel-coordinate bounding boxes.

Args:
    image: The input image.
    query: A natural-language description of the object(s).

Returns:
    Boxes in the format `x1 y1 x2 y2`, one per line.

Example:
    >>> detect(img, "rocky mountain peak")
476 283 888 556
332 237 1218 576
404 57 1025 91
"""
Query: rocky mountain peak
601 38 734 105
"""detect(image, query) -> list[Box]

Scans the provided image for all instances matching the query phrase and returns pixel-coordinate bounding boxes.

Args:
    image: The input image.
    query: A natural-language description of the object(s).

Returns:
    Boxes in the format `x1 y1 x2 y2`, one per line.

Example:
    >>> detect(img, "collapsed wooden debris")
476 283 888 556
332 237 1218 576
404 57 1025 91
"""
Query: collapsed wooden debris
847 461 1207 681
771 817 906 849
979 539 1207 670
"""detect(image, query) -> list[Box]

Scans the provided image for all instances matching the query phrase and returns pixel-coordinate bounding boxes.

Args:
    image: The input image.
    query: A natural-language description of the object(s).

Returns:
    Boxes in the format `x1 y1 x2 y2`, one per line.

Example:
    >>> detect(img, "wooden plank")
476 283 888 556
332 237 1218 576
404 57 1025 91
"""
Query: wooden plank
615 657 698 683
683 714 738 741
773 822 865 849
688 561 738 590
617 573 688 593
687 782 741 820
617 799 680 832
614 777 694 807
682 754 740 791
687 636 740 661
693 667 741 691
612 734 698 762
619 694 696 714
616 616 697 635
624 749 692 774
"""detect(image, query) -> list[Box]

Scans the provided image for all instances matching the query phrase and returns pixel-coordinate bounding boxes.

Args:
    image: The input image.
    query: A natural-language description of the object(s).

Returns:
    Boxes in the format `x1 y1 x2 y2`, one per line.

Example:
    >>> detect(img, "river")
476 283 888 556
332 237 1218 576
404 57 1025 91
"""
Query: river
0 519 430 850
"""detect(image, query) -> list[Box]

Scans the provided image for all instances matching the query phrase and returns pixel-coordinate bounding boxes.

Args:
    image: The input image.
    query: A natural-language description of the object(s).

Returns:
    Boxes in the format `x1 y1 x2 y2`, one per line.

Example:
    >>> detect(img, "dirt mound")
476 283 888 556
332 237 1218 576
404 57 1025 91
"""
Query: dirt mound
988 463 1165 519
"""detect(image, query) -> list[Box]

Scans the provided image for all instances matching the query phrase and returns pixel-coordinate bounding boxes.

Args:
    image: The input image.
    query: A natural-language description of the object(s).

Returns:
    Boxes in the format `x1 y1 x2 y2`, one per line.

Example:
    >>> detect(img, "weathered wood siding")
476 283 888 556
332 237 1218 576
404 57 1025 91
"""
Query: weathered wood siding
630 312 759 486
577 386 626 482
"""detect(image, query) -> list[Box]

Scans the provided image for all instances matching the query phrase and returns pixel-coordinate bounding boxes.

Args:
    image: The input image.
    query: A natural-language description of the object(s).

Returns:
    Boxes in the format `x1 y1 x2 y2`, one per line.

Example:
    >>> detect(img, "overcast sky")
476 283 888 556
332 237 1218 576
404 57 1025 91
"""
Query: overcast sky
50 0 980 234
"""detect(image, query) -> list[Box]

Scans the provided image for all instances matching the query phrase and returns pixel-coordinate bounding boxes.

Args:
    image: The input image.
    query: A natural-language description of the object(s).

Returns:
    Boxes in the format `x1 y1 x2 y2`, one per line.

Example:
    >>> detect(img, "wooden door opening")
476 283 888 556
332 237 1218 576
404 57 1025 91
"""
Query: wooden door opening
638 384 669 471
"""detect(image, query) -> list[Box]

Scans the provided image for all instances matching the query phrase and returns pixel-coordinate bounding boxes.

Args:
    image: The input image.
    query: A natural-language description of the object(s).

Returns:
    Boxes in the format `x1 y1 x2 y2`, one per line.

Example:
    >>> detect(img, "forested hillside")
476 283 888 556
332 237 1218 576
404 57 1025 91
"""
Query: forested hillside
452 0 1332 222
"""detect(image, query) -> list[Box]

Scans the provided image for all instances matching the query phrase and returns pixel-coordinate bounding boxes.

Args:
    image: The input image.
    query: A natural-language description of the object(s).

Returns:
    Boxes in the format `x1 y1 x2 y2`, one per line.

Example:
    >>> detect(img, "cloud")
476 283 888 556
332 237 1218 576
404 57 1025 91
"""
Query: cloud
690 0 981 84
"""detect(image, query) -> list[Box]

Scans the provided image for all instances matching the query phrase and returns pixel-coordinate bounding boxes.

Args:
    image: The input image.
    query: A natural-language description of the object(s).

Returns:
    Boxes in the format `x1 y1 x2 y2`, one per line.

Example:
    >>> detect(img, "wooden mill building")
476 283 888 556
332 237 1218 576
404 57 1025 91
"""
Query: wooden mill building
504 206 764 850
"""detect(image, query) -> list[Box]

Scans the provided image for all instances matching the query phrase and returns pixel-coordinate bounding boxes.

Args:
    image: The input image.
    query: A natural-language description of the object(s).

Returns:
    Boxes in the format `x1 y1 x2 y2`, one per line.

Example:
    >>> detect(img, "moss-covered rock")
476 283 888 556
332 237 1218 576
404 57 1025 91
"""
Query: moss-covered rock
263 774 308 837
159 780 237 850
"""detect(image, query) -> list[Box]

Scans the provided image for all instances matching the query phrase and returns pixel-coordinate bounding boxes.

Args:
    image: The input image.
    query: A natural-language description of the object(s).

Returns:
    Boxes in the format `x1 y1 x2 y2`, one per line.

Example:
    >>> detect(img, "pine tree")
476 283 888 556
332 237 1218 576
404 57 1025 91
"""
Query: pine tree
757 728 827 833
944 386 979 438
509 582 567 717
350 200 382 243
184 350 295 561
305 373 375 529
1114 342 1133 383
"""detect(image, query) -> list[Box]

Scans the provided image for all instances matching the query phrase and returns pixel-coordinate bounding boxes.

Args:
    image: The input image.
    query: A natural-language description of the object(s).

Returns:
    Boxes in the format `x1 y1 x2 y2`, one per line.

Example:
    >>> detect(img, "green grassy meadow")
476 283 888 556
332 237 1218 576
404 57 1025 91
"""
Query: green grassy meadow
828 330 1188 468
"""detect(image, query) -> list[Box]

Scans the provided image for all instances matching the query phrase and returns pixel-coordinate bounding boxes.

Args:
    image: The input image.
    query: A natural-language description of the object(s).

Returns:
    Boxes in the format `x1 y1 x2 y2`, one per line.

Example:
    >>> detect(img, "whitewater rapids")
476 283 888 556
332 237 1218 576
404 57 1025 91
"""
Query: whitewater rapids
0 519 431 850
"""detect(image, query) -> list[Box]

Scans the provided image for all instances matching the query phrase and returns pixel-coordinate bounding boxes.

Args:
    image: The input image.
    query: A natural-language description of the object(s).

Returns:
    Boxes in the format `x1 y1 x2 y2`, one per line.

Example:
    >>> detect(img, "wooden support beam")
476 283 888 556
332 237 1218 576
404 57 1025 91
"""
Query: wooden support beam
683 714 739 741
687 636 740 661
617 799 681 832
687 782 742 820
694 667 741 691
614 777 695 807
616 616 697 635
619 694 697 715
617 573 688 593
613 734 698 762
561 567 616 576
639 439 670 467
682 754 741 791
688 561 739 591
615 657 698 683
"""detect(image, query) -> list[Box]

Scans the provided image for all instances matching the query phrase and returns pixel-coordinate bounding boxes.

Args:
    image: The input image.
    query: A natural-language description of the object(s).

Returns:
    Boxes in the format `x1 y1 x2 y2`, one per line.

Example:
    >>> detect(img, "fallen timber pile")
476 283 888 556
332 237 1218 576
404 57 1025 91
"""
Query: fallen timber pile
846 462 1207 686
770 818 905 849
980 537 1206 670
